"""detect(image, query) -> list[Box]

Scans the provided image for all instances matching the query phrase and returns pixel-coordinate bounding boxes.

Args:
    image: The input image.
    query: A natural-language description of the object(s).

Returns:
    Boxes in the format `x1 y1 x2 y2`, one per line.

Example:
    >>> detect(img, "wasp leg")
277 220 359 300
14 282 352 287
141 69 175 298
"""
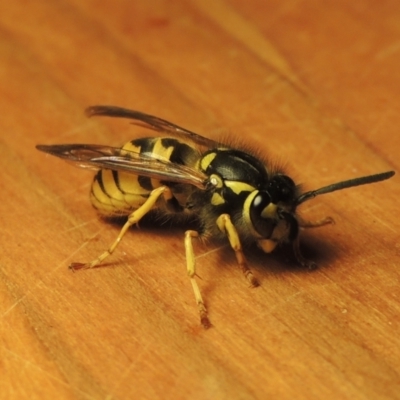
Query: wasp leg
216 214 260 287
292 236 317 270
70 186 169 270
185 230 211 329
294 217 334 269
298 216 335 228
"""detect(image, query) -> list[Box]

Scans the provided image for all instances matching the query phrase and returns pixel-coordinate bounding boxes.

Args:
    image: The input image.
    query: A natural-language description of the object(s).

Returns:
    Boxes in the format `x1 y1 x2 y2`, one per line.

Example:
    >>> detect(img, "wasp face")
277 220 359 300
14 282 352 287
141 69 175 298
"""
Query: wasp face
246 174 299 252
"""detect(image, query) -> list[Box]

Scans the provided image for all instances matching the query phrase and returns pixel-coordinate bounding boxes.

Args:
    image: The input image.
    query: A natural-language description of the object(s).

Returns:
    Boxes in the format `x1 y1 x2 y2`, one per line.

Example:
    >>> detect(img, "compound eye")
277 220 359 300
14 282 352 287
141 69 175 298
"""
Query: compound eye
251 192 271 217
268 175 296 203
249 191 275 237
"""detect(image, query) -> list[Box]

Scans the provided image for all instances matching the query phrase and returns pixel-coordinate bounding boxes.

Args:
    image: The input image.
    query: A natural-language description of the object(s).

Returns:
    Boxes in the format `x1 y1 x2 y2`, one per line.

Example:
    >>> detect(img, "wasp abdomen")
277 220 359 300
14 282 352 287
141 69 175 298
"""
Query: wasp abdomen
90 137 199 217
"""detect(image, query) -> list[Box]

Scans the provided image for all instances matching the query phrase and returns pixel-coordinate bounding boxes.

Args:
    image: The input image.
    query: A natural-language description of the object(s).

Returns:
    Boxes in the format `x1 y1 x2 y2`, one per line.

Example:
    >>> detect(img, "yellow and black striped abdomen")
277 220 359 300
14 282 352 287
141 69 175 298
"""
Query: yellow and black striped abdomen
90 169 152 216
90 137 199 217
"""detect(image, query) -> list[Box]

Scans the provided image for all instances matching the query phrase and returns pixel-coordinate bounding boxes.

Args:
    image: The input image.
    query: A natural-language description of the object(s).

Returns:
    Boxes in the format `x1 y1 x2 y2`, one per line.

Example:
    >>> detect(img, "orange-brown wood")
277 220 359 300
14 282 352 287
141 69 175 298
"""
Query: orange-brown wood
1 1 399 399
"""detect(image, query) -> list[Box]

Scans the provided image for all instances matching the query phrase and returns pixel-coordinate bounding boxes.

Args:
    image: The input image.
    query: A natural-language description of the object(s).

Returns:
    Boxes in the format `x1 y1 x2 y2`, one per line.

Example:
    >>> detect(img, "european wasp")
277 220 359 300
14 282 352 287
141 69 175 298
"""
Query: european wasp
37 105 395 328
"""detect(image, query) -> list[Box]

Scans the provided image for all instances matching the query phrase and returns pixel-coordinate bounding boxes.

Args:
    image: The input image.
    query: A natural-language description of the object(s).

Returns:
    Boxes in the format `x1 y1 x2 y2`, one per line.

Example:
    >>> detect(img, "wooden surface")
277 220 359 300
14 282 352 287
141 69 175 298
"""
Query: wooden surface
1 1 399 399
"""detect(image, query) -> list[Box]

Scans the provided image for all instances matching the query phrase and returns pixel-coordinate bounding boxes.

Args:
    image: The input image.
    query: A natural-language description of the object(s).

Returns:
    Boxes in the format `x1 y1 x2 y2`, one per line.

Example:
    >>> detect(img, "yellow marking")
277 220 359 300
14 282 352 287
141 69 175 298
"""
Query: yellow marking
121 142 142 156
242 191 263 238
122 193 146 207
117 172 149 195
200 152 217 171
194 158 201 172
257 239 277 254
209 173 223 189
90 193 119 216
211 192 225 206
216 214 259 287
185 230 210 328
225 181 255 194
91 177 111 205
101 170 125 201
152 138 174 161
70 186 169 270
261 203 277 219
91 170 151 216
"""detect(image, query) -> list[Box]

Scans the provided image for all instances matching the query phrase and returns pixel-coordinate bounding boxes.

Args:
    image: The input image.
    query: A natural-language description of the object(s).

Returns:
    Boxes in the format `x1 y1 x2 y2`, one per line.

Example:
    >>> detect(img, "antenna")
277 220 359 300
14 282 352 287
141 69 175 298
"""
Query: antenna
296 171 395 205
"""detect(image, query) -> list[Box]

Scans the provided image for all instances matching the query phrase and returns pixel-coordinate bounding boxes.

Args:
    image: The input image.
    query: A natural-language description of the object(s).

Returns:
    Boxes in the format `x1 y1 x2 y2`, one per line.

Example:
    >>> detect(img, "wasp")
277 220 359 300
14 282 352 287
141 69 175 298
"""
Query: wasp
36 105 395 328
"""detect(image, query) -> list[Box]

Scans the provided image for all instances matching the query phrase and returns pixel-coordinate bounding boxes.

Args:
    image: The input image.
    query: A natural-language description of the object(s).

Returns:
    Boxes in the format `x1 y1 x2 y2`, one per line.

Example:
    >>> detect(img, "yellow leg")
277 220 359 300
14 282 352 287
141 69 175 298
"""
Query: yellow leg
185 230 211 329
216 214 259 287
70 186 168 270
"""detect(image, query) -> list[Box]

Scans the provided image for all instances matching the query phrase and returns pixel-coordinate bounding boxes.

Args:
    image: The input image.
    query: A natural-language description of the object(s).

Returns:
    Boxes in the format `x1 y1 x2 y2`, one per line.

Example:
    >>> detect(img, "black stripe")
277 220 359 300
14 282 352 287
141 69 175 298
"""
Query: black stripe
138 175 153 191
96 170 111 198
166 140 196 165
112 170 126 194
131 137 155 153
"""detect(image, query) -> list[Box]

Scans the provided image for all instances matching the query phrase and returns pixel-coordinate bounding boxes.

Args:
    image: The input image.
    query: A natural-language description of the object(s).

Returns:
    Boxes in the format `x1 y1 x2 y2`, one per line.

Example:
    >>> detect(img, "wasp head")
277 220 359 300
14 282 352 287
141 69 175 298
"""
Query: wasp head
245 174 300 253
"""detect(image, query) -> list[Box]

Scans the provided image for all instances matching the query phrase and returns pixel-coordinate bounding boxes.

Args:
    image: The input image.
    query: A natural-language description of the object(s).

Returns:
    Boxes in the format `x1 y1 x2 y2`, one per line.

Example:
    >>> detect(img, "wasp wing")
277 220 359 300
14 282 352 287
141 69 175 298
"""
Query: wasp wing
85 105 223 149
36 144 210 190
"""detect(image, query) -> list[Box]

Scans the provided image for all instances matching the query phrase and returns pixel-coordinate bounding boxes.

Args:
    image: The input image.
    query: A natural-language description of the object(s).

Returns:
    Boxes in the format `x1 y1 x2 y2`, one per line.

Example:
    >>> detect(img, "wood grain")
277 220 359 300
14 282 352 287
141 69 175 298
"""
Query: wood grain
1 1 399 399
